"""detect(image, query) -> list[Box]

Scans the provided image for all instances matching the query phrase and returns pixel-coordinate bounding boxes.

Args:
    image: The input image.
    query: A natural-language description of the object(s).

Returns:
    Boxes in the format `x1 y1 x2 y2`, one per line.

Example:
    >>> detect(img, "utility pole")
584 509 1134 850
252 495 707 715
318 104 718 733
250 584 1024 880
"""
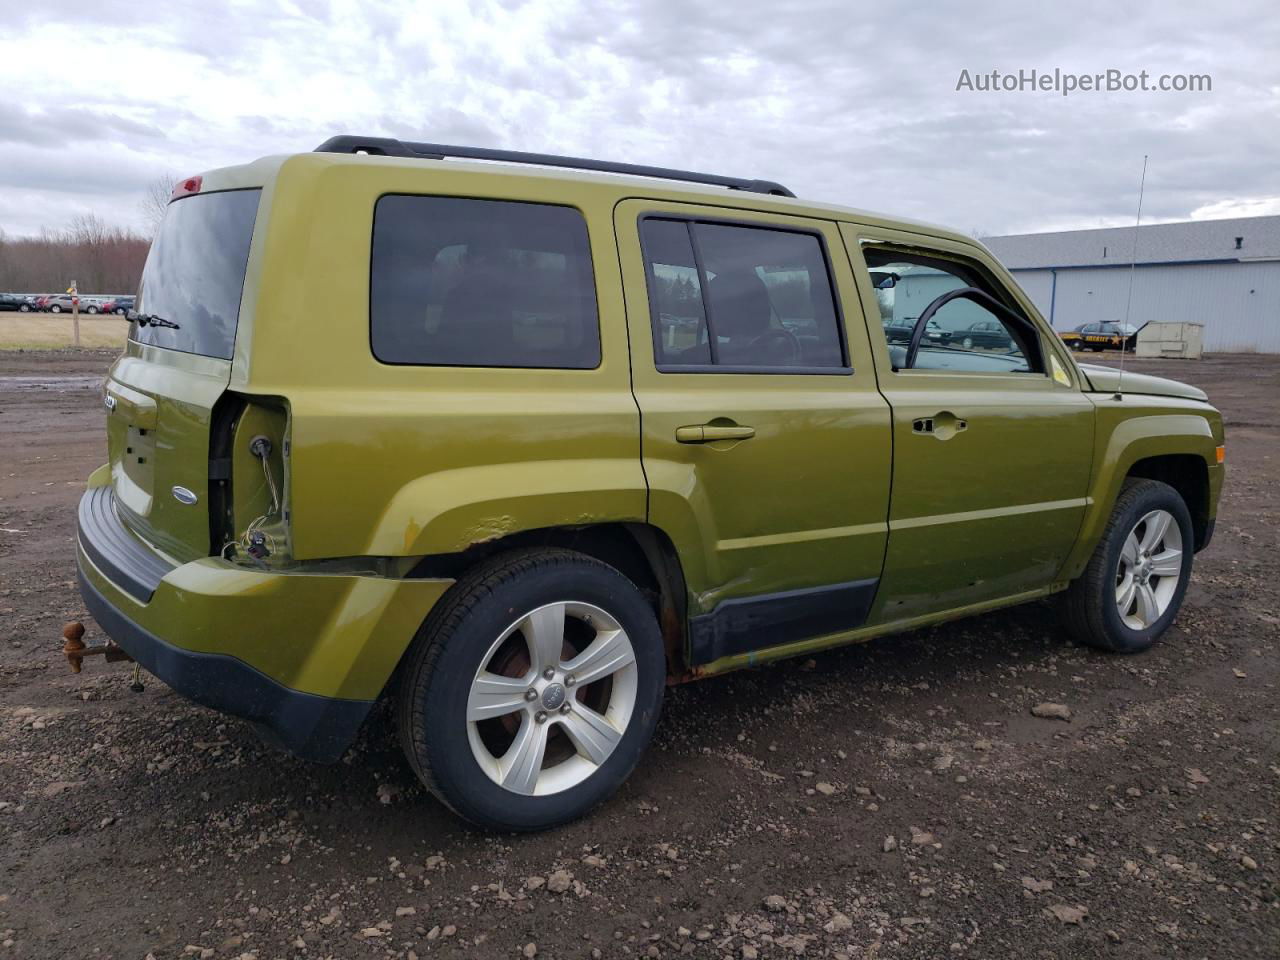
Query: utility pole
68 280 80 348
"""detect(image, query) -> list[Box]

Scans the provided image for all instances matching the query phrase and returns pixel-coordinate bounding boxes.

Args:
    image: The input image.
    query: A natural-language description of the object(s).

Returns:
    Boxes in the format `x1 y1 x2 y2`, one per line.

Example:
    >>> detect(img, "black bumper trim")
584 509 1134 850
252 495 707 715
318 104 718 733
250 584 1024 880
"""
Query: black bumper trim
77 485 175 603
77 565 372 763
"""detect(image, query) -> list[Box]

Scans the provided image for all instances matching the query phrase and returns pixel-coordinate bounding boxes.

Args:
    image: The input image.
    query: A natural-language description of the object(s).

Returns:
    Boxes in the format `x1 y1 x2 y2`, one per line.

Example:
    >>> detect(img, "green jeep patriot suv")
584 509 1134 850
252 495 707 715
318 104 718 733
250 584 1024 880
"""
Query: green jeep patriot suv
77 137 1224 830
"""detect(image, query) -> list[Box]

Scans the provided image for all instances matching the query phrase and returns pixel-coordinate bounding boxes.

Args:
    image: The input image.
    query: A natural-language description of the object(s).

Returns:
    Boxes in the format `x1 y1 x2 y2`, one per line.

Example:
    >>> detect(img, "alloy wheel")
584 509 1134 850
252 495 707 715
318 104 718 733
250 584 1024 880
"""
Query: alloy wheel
466 601 638 796
1115 509 1183 629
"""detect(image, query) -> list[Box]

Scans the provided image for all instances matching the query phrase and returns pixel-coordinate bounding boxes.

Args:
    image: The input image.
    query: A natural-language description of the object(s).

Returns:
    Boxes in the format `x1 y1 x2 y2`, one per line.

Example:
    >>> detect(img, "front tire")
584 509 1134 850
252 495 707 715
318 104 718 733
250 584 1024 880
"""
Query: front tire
397 549 665 830
1062 479 1194 653
50 304 62 313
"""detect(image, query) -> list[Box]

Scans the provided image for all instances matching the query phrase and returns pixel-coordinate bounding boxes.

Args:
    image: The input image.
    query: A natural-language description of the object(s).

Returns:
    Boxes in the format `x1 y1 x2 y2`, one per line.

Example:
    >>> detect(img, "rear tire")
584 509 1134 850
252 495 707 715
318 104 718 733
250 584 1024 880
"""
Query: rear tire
1062 479 1194 653
397 548 665 830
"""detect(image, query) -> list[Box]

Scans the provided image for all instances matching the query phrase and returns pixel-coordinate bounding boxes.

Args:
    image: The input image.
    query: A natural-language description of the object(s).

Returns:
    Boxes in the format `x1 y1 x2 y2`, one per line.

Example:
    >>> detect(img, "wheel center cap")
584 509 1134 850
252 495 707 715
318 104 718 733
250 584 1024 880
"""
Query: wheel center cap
541 682 566 710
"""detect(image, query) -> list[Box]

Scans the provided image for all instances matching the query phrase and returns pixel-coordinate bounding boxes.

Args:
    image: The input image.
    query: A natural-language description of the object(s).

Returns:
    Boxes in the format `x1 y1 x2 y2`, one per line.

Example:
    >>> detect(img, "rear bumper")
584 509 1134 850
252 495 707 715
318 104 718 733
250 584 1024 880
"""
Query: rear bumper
78 565 369 762
75 483 453 762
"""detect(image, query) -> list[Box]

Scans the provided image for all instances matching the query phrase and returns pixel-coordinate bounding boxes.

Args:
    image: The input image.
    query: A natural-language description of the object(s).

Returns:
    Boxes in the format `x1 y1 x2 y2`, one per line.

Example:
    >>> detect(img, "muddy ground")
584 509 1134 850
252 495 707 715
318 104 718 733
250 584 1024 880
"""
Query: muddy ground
0 349 1276 959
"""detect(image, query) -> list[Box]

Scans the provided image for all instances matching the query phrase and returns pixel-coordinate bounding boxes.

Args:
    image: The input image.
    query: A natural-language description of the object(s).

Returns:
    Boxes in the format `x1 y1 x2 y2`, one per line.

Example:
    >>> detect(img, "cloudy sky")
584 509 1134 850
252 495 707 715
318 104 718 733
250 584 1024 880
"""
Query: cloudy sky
3 0 1278 238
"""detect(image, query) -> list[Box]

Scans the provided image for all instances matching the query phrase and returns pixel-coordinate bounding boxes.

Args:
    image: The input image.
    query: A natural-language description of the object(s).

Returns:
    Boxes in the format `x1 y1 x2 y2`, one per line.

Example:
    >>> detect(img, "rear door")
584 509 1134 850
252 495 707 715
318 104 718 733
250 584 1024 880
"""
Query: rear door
105 187 260 561
615 200 892 667
842 224 1094 622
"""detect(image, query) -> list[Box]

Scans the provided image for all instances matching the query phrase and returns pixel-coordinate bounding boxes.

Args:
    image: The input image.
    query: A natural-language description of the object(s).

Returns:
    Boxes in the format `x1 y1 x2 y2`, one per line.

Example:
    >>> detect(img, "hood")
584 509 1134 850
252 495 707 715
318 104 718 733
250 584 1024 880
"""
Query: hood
1077 363 1207 402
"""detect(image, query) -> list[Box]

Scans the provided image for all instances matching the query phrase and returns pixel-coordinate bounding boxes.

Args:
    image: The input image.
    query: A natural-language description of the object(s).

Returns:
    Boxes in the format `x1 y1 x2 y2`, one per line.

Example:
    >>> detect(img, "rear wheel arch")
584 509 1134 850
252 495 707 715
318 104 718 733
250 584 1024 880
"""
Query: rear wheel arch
407 523 692 679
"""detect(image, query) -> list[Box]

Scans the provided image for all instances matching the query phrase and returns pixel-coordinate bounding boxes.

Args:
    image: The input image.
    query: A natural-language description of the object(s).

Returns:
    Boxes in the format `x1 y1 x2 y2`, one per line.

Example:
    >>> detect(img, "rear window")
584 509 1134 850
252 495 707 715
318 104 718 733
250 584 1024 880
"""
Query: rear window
132 189 260 360
641 218 847 370
369 196 600 368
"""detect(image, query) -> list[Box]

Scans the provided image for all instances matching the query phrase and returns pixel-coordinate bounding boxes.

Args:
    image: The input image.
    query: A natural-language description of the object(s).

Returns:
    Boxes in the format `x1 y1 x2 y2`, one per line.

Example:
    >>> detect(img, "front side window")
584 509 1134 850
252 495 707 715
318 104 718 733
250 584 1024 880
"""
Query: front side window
370 196 600 368
863 247 1043 375
642 218 846 370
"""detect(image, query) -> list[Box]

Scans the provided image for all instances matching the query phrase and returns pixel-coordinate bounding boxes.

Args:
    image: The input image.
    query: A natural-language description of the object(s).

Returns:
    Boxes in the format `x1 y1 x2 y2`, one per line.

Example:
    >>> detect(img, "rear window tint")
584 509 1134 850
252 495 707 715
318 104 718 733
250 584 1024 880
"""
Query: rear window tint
641 218 846 370
370 196 600 368
133 189 260 360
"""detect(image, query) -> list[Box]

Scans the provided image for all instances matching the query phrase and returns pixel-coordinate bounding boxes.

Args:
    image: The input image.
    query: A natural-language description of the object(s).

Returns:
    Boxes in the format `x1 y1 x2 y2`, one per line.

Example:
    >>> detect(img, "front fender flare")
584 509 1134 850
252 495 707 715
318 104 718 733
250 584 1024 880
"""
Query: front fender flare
1059 412 1216 580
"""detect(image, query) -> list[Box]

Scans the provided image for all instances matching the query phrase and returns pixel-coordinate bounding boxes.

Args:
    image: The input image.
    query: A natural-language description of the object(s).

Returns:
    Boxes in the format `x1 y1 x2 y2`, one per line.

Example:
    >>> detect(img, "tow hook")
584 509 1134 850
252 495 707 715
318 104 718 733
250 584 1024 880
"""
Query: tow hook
62 621 133 674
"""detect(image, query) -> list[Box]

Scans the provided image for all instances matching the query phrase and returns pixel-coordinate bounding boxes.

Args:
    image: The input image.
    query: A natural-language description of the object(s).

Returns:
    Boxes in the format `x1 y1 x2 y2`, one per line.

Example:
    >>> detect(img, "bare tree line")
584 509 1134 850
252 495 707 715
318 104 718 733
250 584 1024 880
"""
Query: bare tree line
0 174 175 295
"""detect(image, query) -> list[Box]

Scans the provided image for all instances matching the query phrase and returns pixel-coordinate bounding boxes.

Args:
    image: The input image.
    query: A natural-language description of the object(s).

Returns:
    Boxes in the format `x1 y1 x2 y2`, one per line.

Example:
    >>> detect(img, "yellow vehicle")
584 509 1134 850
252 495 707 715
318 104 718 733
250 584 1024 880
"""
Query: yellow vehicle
77 137 1224 829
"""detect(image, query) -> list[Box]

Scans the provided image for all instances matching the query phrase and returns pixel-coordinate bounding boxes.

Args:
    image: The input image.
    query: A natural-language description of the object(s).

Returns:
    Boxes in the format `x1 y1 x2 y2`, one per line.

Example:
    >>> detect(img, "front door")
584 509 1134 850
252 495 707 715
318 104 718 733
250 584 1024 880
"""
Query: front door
841 224 1095 623
615 200 892 667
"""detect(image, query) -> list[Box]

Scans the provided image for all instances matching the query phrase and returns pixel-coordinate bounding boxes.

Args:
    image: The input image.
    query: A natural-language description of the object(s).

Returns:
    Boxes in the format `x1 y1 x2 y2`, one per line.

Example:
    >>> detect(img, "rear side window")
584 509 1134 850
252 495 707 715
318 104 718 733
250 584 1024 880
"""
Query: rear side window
133 189 260 359
641 218 846 370
370 196 600 368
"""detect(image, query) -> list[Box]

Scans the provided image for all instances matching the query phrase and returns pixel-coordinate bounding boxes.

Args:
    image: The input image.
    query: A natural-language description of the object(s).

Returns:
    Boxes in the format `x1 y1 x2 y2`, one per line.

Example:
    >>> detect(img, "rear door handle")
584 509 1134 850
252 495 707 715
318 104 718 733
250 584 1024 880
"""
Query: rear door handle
675 424 756 443
912 411 967 440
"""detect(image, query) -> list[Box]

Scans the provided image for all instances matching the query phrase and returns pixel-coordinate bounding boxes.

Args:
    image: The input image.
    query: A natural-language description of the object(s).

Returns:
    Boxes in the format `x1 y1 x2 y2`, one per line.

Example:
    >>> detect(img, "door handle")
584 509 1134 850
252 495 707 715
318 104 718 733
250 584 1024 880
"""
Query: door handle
912 412 967 440
675 424 756 444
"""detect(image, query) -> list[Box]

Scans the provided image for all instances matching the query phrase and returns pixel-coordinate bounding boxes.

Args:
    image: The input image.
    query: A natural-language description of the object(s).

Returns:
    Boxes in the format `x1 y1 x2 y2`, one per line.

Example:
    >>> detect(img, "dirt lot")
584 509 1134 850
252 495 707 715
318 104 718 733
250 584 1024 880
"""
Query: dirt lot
0 350 1276 959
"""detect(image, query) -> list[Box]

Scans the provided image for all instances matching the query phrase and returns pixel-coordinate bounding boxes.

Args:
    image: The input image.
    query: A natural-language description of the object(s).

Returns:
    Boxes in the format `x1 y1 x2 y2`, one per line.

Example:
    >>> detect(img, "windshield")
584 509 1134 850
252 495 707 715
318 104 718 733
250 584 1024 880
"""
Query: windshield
132 188 260 359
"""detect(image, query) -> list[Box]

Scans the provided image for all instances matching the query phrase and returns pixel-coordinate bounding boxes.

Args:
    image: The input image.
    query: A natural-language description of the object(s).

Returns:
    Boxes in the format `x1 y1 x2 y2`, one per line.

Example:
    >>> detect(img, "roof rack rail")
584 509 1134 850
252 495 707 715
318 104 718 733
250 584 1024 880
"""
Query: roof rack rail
313 135 796 198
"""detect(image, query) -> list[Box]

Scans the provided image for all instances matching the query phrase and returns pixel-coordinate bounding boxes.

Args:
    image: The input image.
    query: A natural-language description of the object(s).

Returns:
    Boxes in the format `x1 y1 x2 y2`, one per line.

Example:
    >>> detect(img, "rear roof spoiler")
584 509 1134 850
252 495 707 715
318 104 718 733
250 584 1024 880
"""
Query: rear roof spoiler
313 135 796 198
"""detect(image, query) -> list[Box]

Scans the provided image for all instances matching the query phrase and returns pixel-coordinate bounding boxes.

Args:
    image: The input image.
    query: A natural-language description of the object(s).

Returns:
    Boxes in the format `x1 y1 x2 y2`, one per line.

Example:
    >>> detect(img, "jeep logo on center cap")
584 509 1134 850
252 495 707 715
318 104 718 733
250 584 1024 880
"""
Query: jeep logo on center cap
541 683 566 710
171 485 198 505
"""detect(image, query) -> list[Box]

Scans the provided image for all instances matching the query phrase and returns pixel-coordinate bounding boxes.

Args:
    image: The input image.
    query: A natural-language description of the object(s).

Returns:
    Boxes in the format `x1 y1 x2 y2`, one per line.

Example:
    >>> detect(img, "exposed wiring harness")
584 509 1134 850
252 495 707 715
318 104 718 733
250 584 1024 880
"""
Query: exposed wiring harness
220 435 280 564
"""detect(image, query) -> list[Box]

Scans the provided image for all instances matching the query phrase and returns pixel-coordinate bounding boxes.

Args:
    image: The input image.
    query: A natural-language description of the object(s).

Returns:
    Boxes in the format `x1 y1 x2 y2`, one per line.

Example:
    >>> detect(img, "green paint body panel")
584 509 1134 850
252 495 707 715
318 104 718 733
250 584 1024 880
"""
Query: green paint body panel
83 462 451 699
79 150 1224 720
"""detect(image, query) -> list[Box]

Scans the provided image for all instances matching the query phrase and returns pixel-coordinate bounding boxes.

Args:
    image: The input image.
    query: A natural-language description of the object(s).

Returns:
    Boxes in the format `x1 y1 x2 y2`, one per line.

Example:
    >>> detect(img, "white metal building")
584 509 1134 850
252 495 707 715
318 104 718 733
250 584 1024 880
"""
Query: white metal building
983 215 1280 353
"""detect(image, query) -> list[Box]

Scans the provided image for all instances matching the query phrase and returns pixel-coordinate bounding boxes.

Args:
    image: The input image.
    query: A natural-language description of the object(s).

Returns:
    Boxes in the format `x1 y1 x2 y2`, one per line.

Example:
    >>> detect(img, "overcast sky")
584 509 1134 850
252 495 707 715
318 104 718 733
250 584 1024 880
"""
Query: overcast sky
3 0 1278 238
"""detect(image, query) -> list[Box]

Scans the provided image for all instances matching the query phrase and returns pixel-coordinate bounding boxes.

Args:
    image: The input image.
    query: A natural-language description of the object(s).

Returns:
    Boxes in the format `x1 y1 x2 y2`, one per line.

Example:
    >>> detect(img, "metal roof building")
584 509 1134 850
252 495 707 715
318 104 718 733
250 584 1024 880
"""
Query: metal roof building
982 215 1280 353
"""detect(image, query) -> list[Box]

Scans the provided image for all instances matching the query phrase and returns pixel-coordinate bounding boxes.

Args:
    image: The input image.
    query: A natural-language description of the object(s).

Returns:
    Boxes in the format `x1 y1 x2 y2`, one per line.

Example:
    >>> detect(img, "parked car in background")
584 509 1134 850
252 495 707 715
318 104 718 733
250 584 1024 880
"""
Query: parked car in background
0 293 34 312
100 296 136 315
954 319 1014 350
1059 321 1140 352
43 295 77 313
884 316 951 346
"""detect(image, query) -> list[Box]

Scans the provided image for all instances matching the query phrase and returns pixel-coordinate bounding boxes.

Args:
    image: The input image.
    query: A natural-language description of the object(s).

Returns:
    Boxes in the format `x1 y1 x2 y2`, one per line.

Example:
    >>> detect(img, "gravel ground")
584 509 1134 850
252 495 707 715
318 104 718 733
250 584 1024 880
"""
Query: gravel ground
0 349 1276 959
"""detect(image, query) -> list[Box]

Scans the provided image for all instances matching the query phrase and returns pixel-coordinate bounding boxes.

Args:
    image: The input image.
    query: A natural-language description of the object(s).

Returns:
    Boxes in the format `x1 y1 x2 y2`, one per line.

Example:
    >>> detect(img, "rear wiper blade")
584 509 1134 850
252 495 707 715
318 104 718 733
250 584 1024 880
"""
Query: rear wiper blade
131 312 180 330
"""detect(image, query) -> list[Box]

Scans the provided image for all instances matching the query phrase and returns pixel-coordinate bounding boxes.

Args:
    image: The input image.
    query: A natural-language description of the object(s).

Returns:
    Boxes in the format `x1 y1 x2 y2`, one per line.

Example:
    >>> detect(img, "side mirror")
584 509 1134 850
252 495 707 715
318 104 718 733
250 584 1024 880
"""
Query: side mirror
869 271 900 290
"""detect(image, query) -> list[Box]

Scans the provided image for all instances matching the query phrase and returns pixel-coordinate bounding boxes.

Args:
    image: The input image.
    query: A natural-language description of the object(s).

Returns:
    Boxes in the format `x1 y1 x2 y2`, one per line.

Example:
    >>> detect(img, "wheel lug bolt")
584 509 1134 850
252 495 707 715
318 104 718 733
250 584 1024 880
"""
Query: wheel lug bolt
525 688 538 701
559 702 572 714
535 711 547 724
543 667 555 680
565 675 576 687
